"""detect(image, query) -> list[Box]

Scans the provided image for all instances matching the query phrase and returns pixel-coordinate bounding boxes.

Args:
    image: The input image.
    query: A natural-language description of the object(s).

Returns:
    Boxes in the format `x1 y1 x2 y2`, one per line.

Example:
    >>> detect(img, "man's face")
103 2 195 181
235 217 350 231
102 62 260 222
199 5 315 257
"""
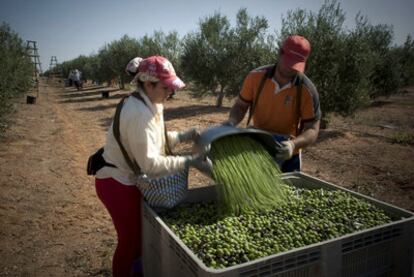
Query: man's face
277 52 298 79
276 49 298 80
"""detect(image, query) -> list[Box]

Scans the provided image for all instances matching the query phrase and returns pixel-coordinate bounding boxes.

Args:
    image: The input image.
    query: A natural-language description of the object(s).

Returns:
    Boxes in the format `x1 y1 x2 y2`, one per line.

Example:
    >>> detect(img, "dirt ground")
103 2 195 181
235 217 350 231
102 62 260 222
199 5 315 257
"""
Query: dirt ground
0 79 413 276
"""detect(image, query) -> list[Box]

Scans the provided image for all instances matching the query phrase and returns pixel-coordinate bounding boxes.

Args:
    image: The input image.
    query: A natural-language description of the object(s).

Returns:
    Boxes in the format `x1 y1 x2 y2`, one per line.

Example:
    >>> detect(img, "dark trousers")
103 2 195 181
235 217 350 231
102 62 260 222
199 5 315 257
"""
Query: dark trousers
280 154 301 172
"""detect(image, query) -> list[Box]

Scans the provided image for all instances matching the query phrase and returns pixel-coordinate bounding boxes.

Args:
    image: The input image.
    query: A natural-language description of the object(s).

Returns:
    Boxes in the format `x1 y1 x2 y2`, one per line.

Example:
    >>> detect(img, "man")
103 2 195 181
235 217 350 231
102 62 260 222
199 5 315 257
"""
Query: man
223 35 321 172
72 69 82 90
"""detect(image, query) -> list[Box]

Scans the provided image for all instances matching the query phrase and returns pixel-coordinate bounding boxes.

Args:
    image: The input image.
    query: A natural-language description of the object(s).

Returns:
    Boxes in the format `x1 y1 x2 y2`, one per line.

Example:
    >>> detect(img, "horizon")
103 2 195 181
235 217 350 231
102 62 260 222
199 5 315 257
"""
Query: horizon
1 0 413 71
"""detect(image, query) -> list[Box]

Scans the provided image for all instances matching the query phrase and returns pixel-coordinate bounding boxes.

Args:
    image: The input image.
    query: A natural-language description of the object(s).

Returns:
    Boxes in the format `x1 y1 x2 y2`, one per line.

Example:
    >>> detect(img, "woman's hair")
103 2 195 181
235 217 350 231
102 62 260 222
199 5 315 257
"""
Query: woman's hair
137 79 158 91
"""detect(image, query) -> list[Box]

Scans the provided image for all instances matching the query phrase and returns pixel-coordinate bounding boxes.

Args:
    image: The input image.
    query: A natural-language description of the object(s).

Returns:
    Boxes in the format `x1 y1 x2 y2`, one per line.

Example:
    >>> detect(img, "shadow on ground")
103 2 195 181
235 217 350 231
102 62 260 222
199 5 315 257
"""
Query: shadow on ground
370 100 394 107
165 105 230 120
77 103 118 112
315 129 345 144
59 88 122 99
58 91 126 104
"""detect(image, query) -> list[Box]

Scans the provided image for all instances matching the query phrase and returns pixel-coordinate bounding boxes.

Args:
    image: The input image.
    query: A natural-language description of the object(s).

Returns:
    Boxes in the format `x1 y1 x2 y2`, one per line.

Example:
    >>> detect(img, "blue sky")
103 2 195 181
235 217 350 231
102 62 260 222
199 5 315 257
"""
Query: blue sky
1 0 413 71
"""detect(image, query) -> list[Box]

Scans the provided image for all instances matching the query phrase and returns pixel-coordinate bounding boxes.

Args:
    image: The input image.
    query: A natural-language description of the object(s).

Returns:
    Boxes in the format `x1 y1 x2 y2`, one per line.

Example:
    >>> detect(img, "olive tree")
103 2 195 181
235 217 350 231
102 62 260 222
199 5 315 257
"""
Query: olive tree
181 9 276 107
224 9 277 102
279 0 399 115
138 31 183 75
361 21 401 97
395 35 414 87
181 12 231 106
0 23 32 133
102 35 140 88
280 0 408 115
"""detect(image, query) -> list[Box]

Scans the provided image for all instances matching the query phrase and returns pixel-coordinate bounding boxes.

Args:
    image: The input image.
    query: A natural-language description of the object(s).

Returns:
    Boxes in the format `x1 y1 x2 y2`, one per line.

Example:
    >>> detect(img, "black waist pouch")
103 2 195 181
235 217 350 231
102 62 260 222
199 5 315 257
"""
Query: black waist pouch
87 147 116 176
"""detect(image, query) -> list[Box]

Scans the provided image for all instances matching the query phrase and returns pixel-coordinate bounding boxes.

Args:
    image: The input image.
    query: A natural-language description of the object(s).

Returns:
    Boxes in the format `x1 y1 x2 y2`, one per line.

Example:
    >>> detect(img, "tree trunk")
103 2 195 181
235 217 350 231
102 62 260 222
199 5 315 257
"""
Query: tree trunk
120 75 125 89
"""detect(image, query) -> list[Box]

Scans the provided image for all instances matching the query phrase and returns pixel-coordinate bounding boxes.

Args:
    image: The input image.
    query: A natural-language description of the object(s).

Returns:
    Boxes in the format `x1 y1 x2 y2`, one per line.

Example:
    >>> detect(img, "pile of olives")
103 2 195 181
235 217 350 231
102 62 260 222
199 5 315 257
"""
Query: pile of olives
161 187 392 269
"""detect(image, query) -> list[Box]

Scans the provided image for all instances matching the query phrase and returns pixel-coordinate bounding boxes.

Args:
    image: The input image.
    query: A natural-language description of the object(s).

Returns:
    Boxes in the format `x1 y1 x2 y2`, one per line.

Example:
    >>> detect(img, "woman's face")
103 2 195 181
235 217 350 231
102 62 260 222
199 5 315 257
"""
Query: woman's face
145 82 174 103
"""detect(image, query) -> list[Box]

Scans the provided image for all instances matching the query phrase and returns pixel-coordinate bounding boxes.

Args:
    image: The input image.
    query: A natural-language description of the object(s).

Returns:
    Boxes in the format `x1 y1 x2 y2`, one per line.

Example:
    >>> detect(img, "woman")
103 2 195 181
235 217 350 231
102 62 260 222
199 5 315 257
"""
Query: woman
95 56 205 276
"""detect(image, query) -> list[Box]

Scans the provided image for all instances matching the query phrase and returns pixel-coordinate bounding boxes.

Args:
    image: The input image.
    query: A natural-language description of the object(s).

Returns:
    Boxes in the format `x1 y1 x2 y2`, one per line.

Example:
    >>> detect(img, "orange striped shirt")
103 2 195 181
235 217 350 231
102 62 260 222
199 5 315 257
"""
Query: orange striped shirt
240 65 321 138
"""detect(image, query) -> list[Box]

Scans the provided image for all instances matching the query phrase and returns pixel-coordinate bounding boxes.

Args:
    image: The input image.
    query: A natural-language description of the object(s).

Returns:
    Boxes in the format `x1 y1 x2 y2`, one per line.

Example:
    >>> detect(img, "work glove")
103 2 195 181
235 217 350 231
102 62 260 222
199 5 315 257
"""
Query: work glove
275 140 295 161
184 154 213 177
178 128 200 143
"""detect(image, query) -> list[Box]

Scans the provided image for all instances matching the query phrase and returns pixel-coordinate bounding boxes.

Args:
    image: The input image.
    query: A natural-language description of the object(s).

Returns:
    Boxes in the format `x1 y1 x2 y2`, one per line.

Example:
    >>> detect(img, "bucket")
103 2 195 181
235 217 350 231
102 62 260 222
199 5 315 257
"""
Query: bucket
196 125 281 155
26 95 36 104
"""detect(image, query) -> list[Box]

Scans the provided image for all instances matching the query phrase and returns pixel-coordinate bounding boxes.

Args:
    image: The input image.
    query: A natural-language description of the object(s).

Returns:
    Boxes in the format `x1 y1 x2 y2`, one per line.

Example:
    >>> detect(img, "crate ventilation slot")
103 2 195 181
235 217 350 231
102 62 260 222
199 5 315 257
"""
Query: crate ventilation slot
342 226 402 253
239 250 321 276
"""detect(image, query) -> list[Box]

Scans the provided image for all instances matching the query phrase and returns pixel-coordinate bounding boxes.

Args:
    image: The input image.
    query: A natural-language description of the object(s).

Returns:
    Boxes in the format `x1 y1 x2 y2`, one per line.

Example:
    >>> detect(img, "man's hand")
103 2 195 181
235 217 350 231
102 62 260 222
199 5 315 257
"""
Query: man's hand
275 140 295 161
178 128 200 142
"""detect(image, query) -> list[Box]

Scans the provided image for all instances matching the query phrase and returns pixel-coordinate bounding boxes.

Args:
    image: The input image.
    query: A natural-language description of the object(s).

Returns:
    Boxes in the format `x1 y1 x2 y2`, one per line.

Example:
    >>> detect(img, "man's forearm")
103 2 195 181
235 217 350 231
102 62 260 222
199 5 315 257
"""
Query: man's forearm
227 100 249 126
291 120 320 150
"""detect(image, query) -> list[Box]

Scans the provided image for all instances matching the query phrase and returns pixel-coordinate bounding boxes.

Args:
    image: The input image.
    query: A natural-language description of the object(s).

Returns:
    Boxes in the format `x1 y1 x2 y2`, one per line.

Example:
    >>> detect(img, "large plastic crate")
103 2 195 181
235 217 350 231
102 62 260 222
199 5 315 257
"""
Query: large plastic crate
142 172 414 277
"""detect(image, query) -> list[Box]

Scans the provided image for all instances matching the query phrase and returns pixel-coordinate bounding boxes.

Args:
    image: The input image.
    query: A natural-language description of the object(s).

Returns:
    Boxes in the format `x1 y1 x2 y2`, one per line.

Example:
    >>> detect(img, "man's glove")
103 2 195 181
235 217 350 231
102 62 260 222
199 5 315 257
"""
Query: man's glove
275 140 295 161
184 154 213 177
178 128 200 143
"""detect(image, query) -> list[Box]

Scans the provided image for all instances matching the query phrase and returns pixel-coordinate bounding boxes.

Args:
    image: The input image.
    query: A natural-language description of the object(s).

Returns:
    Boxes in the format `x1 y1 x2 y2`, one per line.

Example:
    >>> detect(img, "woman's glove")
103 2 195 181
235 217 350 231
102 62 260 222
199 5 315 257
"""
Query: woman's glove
275 140 295 161
184 154 213 177
178 128 200 143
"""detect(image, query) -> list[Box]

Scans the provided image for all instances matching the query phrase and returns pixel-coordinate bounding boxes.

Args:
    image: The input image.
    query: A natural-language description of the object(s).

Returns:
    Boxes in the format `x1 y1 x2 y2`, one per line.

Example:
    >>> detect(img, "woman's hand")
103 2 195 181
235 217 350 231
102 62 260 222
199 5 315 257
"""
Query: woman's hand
184 154 213 177
178 128 200 142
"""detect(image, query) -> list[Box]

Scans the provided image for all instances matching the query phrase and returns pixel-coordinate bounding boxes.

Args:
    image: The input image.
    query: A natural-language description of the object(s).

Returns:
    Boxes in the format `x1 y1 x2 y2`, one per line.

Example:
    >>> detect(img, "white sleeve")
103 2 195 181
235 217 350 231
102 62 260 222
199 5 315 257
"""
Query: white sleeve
166 130 180 148
124 108 187 178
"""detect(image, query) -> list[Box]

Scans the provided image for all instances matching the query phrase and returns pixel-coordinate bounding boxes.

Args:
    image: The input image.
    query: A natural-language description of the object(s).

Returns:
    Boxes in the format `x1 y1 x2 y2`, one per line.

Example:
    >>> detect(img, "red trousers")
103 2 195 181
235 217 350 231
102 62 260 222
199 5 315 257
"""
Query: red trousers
95 178 143 277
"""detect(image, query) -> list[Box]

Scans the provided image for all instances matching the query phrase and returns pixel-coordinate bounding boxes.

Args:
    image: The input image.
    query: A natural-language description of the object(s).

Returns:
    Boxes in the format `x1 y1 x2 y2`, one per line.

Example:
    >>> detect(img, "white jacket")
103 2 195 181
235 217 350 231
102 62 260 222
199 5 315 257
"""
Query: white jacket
96 89 186 185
